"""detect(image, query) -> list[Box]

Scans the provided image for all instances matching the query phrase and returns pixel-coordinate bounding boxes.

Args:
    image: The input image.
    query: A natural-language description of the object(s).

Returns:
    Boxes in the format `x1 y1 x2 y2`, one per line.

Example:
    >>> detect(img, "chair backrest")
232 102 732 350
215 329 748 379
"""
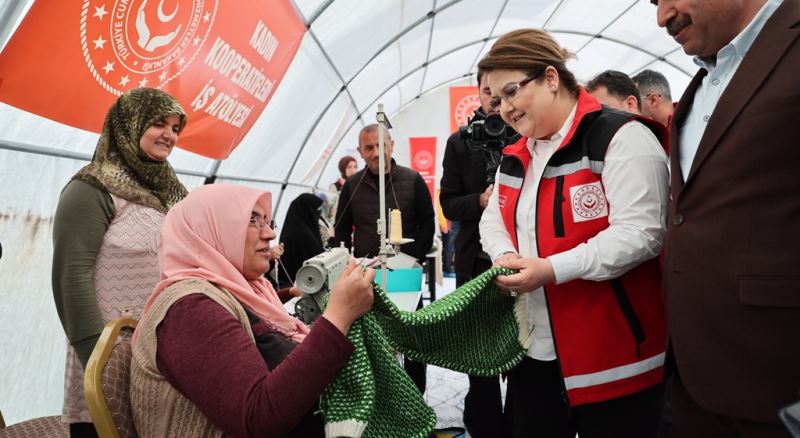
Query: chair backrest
84 317 138 438
0 415 67 437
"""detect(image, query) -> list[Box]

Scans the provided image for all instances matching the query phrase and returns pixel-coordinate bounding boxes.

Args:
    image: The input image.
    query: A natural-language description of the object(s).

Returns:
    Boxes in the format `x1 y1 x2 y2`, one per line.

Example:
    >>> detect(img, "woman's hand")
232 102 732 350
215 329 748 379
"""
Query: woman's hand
493 256 556 296
323 260 375 334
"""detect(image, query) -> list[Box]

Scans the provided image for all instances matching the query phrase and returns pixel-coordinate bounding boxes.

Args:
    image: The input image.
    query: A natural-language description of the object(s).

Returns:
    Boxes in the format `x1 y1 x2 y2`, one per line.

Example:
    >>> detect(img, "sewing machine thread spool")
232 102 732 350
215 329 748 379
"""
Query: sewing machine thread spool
389 209 403 244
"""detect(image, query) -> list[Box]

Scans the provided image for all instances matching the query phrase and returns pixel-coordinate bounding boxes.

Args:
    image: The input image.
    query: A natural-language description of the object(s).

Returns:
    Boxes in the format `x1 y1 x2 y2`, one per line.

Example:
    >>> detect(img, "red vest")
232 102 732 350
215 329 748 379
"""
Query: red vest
497 89 668 406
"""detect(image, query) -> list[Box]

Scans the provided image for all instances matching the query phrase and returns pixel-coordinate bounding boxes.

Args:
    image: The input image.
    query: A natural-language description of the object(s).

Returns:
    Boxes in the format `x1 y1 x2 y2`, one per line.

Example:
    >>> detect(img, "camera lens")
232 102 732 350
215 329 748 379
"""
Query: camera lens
484 114 506 137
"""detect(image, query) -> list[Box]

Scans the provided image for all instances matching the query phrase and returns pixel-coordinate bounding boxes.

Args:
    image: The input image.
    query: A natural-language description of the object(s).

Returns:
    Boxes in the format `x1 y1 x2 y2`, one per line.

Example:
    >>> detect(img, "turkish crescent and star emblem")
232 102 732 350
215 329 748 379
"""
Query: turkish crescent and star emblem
82 0 217 95
454 94 481 128
414 150 434 170
570 182 609 223
0 0 306 159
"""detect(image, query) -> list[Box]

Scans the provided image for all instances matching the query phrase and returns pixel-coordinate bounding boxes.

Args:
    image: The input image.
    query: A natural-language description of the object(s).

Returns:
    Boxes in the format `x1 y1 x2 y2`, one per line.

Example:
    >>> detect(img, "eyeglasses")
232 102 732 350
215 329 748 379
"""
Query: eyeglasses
489 72 543 110
249 214 277 231
642 92 663 101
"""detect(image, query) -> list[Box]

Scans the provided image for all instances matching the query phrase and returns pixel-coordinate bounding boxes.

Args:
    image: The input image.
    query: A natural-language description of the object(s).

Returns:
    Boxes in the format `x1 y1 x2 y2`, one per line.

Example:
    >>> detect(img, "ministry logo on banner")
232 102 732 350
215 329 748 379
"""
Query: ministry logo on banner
409 137 437 202
449 86 480 133
82 0 216 95
0 0 306 159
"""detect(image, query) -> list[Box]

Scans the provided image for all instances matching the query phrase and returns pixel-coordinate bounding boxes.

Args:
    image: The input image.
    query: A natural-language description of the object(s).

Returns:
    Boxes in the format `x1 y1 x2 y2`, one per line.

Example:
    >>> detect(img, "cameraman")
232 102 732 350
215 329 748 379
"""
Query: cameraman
439 68 512 437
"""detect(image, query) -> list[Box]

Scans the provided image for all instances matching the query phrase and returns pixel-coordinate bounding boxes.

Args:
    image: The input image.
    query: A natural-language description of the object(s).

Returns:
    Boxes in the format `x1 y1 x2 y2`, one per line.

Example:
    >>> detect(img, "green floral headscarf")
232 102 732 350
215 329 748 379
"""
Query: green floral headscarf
73 88 188 213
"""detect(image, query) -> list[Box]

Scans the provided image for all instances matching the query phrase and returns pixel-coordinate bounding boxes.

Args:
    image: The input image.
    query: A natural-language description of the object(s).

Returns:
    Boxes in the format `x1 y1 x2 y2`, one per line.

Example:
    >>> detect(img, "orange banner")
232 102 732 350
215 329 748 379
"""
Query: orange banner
409 137 437 203
0 0 305 159
449 85 480 133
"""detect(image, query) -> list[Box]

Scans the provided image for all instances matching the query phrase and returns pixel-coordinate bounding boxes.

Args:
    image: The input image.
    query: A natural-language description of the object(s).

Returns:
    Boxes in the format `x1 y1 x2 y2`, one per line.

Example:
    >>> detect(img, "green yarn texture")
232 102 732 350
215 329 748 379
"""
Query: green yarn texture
321 267 526 437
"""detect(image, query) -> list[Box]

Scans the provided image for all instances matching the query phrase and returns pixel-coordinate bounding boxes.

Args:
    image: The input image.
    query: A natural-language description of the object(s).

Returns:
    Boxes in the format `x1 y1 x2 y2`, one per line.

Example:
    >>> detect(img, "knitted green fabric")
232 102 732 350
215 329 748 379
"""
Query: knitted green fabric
321 267 526 437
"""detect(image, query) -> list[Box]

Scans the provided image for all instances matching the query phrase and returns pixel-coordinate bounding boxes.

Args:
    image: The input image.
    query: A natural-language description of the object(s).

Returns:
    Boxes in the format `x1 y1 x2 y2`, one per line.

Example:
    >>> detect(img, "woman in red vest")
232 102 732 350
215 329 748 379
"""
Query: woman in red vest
477 29 669 437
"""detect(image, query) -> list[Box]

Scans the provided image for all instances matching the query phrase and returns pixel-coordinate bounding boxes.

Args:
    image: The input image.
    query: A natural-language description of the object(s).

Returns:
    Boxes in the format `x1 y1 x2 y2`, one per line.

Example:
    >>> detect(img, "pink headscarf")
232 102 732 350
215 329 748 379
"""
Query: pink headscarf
136 184 309 344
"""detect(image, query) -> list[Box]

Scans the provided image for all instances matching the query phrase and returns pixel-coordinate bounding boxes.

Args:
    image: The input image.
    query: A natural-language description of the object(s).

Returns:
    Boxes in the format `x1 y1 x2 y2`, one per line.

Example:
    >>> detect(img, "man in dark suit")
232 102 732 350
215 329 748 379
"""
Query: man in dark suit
439 69 508 437
654 0 800 436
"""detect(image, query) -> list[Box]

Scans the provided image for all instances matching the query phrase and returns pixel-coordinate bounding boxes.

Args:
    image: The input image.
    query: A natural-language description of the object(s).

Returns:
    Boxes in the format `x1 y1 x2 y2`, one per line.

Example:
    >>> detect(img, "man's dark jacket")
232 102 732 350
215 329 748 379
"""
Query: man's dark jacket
334 159 434 263
439 131 491 279
663 0 800 423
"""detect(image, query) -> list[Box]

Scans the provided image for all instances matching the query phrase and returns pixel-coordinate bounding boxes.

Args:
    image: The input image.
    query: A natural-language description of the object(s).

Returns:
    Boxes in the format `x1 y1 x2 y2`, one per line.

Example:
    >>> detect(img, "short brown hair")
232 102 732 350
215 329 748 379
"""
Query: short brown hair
477 66 489 87
337 155 356 178
478 29 579 98
586 70 641 111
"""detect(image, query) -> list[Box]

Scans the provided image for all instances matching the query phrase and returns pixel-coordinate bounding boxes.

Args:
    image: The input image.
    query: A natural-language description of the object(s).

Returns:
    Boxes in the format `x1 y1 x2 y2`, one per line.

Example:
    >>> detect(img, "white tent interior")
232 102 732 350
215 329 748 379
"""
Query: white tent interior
0 0 693 425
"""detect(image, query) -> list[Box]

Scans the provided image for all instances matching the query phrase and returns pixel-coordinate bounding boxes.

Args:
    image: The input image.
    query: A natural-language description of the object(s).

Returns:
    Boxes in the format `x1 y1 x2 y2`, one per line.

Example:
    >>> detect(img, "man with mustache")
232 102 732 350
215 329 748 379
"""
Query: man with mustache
335 124 434 267
334 123 435 394
653 0 800 436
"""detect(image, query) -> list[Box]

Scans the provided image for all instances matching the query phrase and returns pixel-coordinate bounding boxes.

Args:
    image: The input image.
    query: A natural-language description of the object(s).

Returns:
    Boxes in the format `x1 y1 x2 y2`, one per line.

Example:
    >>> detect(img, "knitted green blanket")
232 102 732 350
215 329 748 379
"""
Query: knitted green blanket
321 267 526 438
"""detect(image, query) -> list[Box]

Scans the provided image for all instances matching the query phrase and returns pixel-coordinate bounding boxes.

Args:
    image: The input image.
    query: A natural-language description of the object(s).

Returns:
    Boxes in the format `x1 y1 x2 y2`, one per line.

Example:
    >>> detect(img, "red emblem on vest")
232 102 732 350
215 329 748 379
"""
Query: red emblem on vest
498 194 507 208
570 182 608 222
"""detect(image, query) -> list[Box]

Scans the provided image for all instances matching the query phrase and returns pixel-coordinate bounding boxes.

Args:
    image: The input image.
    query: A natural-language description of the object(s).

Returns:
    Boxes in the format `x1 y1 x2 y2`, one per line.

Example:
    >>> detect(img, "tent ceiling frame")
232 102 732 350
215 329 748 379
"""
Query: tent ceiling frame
204 0 341 193
339 0 460 86
572 0 637 55
305 0 335 27
0 139 212 179
543 0 566 29
467 0 510 76
273 0 457 212
630 46 684 78
1 0 693 216
0 1 29 51
309 28 692 189
270 29 363 212
417 0 438 96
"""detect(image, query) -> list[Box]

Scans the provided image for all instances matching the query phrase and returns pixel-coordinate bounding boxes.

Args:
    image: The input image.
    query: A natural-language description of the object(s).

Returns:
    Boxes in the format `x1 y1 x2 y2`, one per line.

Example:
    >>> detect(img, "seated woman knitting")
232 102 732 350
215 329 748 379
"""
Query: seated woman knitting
130 184 374 437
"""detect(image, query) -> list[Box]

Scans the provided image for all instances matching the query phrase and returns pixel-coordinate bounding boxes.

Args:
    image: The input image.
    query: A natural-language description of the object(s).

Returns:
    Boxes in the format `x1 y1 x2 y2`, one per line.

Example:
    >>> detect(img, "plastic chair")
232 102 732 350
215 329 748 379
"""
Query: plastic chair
0 408 67 437
84 317 138 438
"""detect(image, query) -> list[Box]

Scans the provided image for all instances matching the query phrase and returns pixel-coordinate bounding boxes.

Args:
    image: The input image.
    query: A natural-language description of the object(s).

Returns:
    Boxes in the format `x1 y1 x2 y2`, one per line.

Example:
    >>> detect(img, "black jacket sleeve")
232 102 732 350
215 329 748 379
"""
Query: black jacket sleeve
411 174 435 263
439 133 483 222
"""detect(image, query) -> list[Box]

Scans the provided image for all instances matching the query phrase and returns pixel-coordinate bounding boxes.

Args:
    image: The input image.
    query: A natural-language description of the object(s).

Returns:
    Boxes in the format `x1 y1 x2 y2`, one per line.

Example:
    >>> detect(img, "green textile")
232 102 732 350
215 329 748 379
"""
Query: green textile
321 267 525 438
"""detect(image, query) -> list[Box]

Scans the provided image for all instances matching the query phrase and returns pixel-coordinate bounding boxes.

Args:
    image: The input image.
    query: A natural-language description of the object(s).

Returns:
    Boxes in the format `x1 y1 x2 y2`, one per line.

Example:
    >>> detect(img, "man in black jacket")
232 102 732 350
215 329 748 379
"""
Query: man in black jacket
334 124 434 265
439 69 508 437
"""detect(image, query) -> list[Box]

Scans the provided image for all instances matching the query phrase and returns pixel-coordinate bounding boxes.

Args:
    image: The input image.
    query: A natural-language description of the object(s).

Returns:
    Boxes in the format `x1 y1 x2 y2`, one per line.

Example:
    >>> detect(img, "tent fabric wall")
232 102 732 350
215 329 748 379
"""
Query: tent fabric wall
0 145 206 424
0 0 694 424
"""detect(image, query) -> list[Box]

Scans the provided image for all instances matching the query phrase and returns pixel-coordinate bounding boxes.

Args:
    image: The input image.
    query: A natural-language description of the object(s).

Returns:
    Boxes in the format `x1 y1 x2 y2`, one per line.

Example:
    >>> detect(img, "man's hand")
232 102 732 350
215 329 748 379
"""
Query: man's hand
493 256 556 295
269 242 285 261
479 184 494 210
493 251 521 267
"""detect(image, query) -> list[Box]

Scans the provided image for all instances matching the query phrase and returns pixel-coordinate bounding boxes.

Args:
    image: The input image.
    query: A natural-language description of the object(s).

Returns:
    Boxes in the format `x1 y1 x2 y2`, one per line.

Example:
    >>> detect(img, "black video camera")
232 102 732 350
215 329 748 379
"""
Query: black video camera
458 110 517 152
458 110 519 185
